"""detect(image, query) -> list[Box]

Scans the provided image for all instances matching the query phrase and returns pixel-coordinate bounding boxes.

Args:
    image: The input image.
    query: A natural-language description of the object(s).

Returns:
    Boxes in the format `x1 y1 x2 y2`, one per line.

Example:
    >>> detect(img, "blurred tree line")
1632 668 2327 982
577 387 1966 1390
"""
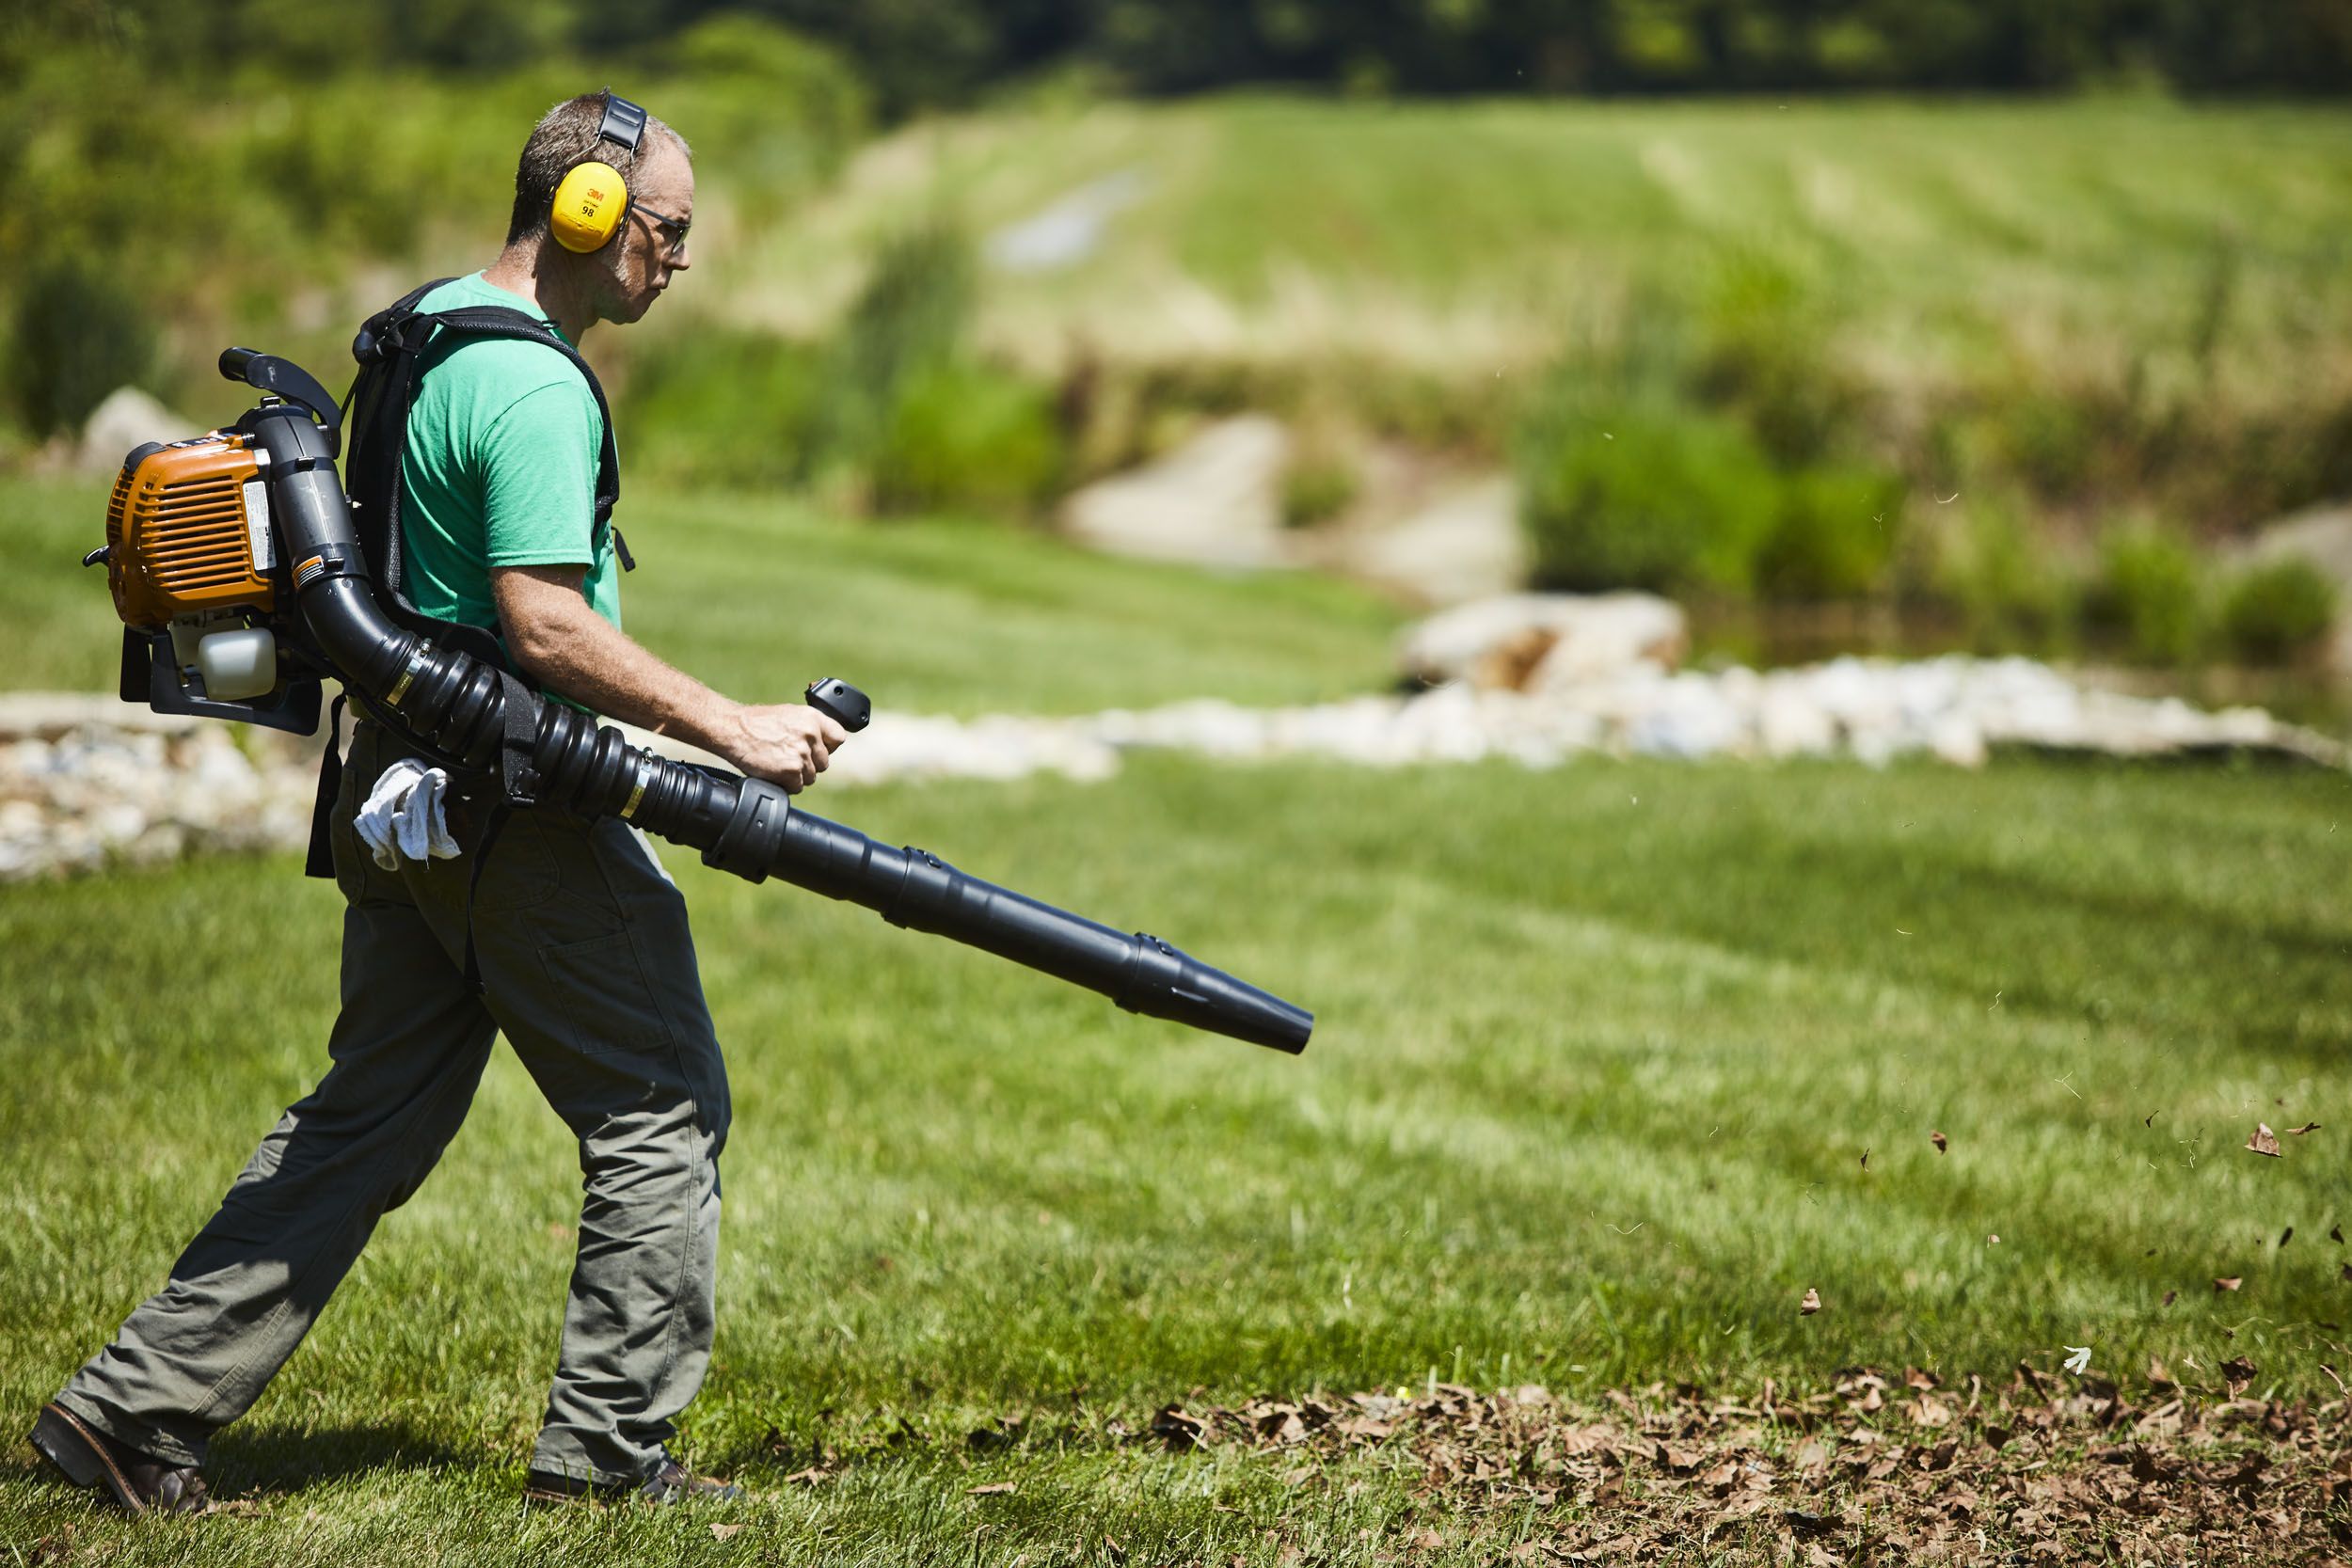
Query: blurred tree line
7 0 2346 122
0 2 867 436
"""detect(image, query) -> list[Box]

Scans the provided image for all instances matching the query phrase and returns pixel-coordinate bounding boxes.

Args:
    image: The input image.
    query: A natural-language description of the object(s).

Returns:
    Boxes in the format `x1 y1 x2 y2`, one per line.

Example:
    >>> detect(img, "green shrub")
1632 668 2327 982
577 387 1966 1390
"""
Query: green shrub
1280 450 1359 529
1756 462 1907 598
624 325 824 489
870 362 1064 516
1518 400 1781 594
1694 247 1859 467
2088 524 2207 665
13 257 155 439
1922 498 2076 655
803 220 979 487
653 15 871 188
2219 558 2338 666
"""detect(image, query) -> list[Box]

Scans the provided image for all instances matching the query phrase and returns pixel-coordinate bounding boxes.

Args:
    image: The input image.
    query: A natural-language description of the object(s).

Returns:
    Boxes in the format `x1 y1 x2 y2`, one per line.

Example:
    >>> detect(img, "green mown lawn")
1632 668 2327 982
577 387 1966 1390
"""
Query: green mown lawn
4 753 2345 1562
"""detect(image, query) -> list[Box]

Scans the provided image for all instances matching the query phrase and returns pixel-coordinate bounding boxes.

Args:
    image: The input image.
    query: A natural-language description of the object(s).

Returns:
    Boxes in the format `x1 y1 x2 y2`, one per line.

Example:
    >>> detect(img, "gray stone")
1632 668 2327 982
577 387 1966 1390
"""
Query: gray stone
1399 593 1688 691
75 387 196 474
1061 416 1294 569
1342 474 1526 608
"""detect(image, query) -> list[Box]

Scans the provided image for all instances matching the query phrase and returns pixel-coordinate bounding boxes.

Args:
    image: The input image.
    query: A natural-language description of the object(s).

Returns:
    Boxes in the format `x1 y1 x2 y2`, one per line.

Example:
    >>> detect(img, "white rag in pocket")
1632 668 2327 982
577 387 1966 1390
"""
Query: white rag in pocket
356 757 461 870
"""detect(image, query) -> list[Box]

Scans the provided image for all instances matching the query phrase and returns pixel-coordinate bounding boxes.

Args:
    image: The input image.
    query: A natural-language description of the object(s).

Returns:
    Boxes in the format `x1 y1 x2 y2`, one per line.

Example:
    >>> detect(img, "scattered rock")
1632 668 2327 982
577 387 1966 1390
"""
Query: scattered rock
1341 474 1526 607
1061 415 1292 568
75 387 195 474
5 651 2343 885
985 167 1147 274
1398 593 1688 690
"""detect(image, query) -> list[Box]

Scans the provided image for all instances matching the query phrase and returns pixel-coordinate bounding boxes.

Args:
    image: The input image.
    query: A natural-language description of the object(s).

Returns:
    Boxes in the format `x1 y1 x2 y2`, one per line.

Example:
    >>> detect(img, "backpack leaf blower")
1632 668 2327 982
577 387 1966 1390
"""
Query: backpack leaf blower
89 349 1312 1054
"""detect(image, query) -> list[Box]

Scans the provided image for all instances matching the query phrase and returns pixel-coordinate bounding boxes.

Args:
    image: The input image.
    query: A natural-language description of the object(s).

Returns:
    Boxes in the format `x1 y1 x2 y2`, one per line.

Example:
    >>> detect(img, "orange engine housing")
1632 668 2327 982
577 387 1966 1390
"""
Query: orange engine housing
106 433 277 630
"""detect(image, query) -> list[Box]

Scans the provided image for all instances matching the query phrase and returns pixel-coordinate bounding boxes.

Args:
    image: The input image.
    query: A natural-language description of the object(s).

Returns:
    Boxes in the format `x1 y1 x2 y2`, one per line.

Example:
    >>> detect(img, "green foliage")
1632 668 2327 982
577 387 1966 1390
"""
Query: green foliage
2219 557 2340 665
1279 449 1359 529
778 219 1068 519
1693 247 1859 467
0 13 866 416
2088 524 2208 666
1920 498 2076 655
11 258 155 438
1756 462 1906 599
649 14 872 188
1518 398 1782 594
868 361 1065 516
802 220 977 488
1980 384 2138 506
624 325 824 488
1518 320 1904 601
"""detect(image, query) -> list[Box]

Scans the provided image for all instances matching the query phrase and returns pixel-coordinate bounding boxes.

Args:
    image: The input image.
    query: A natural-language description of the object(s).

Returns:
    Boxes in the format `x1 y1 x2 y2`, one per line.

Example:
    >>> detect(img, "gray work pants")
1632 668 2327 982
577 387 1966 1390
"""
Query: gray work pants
54 720 731 1487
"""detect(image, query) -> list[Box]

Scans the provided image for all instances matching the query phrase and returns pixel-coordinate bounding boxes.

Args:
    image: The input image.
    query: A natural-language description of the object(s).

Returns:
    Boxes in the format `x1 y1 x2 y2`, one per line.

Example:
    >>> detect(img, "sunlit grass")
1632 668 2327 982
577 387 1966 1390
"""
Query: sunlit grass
753 95 2352 392
4 752 2345 1561
0 474 1406 710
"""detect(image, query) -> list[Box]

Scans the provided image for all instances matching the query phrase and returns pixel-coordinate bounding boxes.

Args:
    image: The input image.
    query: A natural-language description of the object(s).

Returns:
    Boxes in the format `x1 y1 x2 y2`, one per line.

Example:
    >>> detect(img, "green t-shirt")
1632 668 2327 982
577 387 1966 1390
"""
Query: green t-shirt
398 274 622 640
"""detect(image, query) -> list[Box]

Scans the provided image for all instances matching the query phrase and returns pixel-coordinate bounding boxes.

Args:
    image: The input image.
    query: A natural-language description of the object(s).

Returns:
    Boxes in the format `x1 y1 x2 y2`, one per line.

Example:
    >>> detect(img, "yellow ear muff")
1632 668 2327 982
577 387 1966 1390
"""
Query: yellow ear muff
551 160 629 253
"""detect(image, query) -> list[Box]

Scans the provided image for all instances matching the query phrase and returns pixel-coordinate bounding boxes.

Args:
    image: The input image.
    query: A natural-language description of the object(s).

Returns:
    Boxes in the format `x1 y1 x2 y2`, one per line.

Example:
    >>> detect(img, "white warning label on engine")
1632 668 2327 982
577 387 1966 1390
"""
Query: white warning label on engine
242 479 275 572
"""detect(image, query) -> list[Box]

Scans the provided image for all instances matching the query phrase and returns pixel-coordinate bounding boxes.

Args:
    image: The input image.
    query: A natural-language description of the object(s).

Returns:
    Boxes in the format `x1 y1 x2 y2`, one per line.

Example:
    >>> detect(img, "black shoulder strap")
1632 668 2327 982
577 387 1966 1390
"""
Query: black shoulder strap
342 284 631 690
399 304 622 541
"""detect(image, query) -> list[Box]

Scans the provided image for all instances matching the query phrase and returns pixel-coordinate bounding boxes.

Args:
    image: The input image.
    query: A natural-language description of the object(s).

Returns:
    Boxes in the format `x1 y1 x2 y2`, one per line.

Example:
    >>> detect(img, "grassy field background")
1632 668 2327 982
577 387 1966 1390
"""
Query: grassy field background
738 95 2352 388
9 181 2352 1546
0 472 1406 712
5 749 2347 1560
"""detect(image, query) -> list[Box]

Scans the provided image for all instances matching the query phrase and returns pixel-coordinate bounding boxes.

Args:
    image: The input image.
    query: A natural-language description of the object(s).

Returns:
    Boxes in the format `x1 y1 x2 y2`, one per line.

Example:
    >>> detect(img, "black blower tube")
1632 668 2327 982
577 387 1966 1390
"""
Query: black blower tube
246 404 1311 1053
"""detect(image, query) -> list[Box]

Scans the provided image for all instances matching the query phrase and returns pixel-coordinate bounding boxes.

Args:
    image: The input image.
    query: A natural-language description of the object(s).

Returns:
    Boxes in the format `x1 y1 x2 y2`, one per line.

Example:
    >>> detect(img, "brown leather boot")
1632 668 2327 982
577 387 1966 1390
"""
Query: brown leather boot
29 1402 210 1516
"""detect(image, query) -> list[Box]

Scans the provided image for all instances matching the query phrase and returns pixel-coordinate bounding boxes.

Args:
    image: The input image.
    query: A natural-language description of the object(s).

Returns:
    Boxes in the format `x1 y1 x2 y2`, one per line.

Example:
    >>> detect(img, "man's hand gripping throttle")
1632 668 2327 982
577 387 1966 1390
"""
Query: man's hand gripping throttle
716 702 848 793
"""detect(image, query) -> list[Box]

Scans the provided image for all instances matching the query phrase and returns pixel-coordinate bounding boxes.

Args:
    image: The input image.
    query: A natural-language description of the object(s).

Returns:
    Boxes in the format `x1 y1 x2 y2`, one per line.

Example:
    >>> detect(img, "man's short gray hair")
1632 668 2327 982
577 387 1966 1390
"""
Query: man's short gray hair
506 92 690 246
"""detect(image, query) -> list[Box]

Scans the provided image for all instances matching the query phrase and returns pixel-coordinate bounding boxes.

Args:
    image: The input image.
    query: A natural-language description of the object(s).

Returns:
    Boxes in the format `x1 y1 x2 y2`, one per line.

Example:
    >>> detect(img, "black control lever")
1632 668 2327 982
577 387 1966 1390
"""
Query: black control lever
804 677 871 733
218 347 342 454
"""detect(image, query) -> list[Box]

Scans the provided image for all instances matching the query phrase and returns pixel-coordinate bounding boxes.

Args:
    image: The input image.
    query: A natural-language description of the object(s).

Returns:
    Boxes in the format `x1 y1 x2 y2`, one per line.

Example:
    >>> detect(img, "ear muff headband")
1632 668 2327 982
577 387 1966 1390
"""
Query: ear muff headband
549 90 650 254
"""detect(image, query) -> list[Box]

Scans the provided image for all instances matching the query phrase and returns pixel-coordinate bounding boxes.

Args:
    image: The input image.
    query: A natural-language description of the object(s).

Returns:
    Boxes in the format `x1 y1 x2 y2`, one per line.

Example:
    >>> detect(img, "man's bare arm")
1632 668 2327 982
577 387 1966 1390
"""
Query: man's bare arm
491 563 846 791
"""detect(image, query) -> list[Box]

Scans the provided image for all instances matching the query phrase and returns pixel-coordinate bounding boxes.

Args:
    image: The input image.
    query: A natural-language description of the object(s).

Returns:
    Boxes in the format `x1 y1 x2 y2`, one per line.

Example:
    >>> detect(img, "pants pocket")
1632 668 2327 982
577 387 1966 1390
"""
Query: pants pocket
538 928 675 1056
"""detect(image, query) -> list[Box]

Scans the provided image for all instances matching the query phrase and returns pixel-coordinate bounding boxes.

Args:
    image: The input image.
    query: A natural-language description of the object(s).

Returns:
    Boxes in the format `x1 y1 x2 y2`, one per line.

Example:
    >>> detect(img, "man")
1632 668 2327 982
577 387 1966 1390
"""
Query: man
31 91 844 1513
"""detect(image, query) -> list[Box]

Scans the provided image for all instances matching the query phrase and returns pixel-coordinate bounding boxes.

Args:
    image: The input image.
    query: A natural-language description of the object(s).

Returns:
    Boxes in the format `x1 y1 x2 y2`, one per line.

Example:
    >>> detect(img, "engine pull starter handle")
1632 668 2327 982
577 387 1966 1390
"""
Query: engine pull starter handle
805 677 871 734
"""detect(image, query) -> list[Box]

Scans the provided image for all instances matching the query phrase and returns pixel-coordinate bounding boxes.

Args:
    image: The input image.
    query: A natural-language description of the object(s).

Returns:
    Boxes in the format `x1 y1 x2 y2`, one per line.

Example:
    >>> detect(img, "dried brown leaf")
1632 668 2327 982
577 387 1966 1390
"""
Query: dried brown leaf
1800 1287 1822 1316
1930 1130 1947 1153
2161 1290 2177 1307
1151 1404 1210 1449
2219 1357 2257 1396
2214 1276 2242 1293
1656 1442 1705 1473
966 1481 1017 1497
2287 1121 2320 1135
2246 1124 2281 1157
708 1523 745 1542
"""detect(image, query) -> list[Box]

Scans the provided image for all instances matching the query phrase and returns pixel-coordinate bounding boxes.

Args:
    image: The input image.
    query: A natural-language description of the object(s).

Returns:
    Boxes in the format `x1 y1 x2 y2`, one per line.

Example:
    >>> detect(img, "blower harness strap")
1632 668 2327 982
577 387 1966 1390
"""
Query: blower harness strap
459 667 545 994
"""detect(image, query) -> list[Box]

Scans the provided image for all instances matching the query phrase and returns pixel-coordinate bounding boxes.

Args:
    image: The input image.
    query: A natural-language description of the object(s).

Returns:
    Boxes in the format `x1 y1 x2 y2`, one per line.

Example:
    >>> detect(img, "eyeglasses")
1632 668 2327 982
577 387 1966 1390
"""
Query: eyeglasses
634 201 691 257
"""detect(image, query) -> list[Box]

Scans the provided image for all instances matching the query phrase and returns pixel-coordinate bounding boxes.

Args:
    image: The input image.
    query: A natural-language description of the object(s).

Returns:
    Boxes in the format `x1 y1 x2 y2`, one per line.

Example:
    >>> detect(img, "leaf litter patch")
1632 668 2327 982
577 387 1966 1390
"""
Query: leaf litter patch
1113 1370 2349 1563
